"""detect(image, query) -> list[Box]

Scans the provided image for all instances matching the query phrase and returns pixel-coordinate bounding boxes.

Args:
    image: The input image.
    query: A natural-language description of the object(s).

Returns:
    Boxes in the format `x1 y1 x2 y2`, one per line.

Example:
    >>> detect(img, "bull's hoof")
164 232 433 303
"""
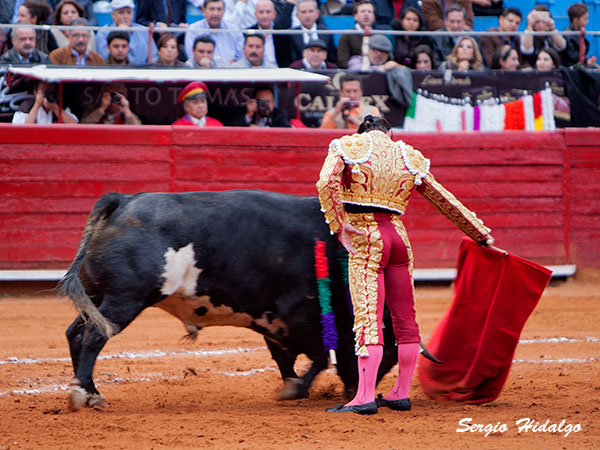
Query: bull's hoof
278 378 309 401
68 378 108 411
88 394 109 409
69 385 88 412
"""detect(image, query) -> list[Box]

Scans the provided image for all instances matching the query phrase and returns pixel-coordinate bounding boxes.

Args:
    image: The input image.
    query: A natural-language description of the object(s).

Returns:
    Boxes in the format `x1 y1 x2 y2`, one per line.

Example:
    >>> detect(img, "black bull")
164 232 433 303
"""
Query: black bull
59 190 403 410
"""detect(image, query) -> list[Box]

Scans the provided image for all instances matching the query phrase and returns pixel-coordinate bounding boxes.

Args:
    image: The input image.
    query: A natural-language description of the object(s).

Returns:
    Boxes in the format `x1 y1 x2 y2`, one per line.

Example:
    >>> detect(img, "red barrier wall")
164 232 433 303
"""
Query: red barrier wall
1 124 599 270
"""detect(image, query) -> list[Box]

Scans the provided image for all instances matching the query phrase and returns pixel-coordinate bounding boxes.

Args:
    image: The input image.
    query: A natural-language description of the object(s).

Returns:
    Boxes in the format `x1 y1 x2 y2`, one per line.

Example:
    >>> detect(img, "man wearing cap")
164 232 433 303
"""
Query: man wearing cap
49 18 104 66
96 0 158 66
230 34 277 68
173 81 223 127
347 34 400 71
289 38 338 70
81 83 142 125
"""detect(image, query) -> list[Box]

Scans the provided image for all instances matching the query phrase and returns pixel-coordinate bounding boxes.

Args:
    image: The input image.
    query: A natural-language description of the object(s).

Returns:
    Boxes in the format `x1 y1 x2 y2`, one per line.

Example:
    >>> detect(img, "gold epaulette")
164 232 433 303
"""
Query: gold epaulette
397 140 430 185
330 133 374 173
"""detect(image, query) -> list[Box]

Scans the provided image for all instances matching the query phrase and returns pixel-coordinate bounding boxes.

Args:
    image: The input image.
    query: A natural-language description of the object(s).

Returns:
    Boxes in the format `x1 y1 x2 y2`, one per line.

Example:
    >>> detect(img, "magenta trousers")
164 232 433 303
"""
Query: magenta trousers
347 212 420 355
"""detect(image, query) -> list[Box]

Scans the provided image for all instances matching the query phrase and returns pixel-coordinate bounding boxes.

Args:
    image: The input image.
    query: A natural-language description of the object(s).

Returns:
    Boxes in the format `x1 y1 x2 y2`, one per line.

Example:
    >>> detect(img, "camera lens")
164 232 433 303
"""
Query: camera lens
110 92 121 105
45 90 58 103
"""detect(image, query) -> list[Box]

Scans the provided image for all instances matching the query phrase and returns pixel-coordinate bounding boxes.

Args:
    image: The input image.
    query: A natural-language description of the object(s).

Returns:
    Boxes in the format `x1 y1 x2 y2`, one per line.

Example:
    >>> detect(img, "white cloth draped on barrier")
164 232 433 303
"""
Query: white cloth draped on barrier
403 88 555 132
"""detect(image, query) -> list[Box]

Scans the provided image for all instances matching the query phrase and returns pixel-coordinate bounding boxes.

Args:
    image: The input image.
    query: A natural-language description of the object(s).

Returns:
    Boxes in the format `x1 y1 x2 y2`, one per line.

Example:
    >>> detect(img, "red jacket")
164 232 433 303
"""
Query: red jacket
172 115 223 126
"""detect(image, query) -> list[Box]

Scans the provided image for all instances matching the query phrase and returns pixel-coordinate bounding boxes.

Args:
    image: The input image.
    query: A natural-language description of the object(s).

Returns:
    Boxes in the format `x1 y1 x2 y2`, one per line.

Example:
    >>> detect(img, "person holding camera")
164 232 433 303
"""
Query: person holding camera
81 83 141 125
229 85 291 127
319 72 381 130
12 81 79 124
520 5 566 68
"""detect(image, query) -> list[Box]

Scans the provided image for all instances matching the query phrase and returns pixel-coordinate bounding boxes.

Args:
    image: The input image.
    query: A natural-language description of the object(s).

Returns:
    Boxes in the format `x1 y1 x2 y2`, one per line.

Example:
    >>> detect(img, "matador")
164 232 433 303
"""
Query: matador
316 116 494 415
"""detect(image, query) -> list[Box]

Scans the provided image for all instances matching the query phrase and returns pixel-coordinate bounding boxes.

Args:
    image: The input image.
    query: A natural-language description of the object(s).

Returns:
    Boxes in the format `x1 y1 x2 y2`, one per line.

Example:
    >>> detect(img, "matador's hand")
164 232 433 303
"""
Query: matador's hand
338 223 365 255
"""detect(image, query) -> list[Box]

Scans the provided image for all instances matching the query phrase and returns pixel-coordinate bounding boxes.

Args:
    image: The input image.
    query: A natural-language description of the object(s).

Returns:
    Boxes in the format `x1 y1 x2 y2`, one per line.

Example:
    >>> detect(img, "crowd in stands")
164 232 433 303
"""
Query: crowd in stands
0 0 598 128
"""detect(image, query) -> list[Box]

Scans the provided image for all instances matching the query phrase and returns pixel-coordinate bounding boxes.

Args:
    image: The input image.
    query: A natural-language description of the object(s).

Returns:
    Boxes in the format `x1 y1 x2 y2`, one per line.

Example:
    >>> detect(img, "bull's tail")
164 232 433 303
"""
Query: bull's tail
57 193 123 338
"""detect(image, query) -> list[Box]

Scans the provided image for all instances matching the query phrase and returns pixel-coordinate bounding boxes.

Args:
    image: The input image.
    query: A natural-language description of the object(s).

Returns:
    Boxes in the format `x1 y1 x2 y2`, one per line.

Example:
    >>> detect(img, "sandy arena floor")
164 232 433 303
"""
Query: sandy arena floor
0 279 598 449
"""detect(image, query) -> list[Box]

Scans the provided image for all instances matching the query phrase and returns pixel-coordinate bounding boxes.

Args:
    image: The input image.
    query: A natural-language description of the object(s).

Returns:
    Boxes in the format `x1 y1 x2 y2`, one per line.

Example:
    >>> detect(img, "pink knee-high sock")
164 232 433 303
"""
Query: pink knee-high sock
346 344 383 406
385 342 420 400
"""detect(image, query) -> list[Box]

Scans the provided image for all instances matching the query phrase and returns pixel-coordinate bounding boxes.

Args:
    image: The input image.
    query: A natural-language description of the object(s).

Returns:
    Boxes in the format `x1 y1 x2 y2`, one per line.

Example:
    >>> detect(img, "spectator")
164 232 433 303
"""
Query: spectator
153 33 186 66
230 33 277 67
348 33 400 70
0 26 51 64
184 0 244 64
15 0 58 54
222 0 260 29
337 0 390 69
535 47 560 71
324 0 422 26
471 0 503 18
431 4 477 66
480 7 523 68
12 81 79 124
50 0 96 53
422 0 473 31
391 6 435 67
49 17 104 65
562 3 591 67
289 0 337 66
320 72 381 129
439 35 484 70
135 0 187 28
173 81 223 127
47 0 97 26
409 44 436 69
96 0 158 66
81 83 141 125
520 5 566 68
105 31 130 65
289 38 338 70
185 35 228 68
248 0 292 67
229 84 291 127
490 44 520 70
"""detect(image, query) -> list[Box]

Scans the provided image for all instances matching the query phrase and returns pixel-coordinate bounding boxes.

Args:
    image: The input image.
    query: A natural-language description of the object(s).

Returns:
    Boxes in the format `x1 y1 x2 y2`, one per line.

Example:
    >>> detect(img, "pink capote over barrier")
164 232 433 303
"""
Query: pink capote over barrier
417 238 553 404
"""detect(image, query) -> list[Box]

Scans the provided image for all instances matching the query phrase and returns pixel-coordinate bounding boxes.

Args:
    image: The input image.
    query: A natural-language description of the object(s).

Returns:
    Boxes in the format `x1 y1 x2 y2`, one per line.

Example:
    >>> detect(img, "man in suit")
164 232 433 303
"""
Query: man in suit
336 0 390 69
135 0 187 27
247 0 292 67
289 0 336 66
0 26 50 64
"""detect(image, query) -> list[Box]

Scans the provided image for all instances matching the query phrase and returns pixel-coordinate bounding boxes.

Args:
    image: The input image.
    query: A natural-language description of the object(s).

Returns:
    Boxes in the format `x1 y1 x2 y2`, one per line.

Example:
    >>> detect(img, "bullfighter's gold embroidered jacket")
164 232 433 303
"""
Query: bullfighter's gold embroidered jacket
316 130 491 242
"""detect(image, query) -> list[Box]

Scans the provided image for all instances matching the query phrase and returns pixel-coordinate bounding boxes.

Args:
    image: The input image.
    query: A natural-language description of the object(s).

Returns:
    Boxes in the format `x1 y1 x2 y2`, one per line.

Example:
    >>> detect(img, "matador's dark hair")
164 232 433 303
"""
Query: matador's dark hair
358 115 391 134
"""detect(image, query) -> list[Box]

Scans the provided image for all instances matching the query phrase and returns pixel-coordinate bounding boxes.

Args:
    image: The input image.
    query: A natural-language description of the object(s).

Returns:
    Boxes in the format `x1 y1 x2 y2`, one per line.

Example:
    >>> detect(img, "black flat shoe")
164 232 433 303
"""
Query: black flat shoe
375 394 411 411
325 400 378 415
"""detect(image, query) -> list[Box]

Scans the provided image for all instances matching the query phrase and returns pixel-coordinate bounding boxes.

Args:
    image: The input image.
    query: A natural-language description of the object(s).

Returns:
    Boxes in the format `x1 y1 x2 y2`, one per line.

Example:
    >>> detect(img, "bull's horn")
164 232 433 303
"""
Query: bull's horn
419 342 442 364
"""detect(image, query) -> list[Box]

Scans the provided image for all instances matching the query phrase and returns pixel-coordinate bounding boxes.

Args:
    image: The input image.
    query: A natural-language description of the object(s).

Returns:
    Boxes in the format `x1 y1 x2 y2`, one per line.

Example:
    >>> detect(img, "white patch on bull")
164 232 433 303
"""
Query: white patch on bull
253 312 289 337
154 295 253 330
160 243 202 297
